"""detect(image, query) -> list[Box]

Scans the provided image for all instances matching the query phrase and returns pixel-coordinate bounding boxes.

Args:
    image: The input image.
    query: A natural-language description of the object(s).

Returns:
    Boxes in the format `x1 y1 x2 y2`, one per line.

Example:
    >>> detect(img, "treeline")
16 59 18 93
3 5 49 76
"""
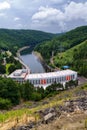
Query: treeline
0 77 78 110
0 29 55 55
34 26 87 63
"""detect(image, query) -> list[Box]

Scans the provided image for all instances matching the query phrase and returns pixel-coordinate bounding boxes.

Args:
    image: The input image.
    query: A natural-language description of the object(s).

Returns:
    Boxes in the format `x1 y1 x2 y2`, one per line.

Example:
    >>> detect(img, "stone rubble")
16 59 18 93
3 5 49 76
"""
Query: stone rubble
9 96 87 130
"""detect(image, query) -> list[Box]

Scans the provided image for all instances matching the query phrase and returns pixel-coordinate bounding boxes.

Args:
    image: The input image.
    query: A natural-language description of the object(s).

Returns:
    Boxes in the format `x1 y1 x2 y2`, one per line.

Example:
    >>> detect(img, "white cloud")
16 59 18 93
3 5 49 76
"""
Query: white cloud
32 1 87 30
65 2 87 21
0 1 11 10
32 6 64 21
14 17 20 21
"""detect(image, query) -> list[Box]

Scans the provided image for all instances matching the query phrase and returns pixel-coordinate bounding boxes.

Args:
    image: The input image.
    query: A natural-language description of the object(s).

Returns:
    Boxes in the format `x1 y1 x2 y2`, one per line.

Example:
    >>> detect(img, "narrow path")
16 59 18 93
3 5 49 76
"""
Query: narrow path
15 46 30 73
50 56 60 71
78 76 87 85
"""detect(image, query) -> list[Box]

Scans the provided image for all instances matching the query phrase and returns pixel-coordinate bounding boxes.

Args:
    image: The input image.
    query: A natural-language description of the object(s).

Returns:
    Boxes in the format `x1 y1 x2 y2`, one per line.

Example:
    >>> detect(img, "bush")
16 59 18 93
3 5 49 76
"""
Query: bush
0 78 20 106
31 92 42 101
0 64 6 74
65 80 78 89
0 98 12 110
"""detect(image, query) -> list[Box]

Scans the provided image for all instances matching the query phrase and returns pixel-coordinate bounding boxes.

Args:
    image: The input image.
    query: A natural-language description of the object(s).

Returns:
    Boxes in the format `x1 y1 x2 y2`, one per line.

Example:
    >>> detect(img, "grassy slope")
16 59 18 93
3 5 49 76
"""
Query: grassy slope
6 63 13 74
54 40 87 66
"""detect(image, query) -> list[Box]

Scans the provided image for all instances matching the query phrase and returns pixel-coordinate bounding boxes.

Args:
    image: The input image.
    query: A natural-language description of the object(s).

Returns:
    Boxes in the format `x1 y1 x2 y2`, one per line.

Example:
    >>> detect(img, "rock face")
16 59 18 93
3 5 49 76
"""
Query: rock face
40 107 61 124
10 122 35 130
43 112 56 123
59 96 87 113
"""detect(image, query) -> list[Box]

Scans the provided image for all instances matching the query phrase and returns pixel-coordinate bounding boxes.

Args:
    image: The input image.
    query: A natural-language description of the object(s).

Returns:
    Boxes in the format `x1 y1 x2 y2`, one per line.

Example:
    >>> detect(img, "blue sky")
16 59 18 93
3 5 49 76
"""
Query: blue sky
0 0 87 33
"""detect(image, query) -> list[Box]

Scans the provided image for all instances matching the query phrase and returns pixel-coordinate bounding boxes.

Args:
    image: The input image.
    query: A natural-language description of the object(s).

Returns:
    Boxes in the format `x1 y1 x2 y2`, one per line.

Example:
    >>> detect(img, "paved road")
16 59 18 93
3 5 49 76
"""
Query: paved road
78 76 87 85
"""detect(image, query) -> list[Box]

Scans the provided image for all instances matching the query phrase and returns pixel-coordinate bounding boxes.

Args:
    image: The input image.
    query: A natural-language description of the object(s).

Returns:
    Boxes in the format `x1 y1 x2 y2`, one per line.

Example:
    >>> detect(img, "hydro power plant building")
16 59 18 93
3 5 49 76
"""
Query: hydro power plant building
8 69 77 89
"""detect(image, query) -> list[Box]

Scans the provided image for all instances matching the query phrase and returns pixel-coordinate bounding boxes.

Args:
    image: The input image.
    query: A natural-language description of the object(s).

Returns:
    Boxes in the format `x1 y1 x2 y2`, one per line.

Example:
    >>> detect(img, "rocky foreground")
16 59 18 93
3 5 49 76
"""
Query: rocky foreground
9 88 87 130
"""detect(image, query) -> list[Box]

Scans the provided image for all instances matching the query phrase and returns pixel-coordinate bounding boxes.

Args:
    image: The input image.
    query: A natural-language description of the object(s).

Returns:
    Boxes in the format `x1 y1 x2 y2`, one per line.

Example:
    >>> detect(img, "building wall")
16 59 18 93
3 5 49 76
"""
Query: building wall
28 73 77 89
8 69 77 89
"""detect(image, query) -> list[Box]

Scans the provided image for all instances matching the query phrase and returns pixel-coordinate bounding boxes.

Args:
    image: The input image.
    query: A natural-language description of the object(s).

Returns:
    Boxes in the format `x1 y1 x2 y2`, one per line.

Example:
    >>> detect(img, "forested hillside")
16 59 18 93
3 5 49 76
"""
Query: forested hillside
0 29 55 54
54 40 87 77
34 26 87 63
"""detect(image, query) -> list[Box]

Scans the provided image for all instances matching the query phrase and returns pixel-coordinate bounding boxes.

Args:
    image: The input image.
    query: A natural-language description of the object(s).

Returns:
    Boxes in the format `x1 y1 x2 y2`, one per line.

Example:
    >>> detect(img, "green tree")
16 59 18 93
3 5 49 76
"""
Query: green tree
31 92 42 101
22 81 34 101
36 87 45 98
8 64 16 74
0 64 6 74
0 78 20 105
0 98 12 110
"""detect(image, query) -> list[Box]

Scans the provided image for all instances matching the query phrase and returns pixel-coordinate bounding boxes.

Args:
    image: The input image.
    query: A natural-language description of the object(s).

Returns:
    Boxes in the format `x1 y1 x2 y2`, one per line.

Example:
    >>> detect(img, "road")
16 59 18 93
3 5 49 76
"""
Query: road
15 46 30 73
78 76 87 85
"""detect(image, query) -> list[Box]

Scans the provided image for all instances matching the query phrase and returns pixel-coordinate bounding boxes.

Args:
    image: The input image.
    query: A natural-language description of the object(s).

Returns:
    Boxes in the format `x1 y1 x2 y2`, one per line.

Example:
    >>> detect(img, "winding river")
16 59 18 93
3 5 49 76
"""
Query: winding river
20 53 45 73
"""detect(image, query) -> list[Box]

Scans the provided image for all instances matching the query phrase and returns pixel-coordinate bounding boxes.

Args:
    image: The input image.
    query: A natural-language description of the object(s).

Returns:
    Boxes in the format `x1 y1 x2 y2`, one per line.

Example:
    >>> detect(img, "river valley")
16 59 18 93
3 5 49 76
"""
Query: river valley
20 53 45 73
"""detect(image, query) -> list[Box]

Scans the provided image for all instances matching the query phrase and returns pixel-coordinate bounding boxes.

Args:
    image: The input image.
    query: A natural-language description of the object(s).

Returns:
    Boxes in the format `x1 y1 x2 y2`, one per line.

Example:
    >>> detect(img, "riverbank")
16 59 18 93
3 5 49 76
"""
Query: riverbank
33 51 55 72
16 46 30 73
32 51 44 62
17 46 30 57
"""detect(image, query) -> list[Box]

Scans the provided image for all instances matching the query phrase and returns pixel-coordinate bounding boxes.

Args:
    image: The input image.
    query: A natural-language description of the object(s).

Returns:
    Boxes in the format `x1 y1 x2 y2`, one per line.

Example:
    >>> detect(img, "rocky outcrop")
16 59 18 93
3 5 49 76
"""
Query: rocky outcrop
38 107 61 124
9 96 87 130
59 96 87 113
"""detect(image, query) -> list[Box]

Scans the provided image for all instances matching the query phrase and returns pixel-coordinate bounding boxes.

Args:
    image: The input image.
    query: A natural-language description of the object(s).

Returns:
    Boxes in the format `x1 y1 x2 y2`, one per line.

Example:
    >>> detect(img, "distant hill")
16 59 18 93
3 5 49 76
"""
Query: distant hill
34 26 87 63
0 29 56 54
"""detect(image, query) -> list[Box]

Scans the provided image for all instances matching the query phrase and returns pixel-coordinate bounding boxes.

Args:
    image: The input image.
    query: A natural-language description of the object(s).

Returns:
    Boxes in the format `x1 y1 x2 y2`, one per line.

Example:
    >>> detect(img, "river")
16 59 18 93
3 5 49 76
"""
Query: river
20 53 45 73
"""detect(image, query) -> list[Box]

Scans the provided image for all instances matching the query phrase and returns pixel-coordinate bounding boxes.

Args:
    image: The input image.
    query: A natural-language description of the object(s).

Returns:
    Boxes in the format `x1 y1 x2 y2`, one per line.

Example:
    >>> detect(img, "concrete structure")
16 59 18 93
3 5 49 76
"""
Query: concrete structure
8 69 77 89
8 69 28 83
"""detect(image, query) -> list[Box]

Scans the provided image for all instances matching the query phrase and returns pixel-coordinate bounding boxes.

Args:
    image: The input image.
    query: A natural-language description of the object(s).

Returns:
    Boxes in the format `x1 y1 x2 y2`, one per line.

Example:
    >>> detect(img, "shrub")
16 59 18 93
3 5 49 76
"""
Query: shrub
31 92 42 101
0 98 12 110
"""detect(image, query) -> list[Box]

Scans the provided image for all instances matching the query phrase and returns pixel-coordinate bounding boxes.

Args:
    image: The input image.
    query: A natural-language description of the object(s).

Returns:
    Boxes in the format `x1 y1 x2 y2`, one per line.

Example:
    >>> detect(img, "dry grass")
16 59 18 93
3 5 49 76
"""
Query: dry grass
32 112 87 130
0 115 35 130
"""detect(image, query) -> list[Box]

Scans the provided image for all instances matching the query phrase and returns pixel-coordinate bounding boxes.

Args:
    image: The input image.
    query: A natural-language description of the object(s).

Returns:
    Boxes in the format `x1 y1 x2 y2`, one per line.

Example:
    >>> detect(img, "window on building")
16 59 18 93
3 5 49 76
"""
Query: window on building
40 79 46 84
38 80 40 84
47 79 49 84
63 76 66 81
33 80 36 84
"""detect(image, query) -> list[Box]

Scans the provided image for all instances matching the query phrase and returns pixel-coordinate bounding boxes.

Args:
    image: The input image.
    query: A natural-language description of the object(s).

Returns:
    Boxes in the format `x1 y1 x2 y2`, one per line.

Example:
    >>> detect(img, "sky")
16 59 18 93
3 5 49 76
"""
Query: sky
0 0 87 33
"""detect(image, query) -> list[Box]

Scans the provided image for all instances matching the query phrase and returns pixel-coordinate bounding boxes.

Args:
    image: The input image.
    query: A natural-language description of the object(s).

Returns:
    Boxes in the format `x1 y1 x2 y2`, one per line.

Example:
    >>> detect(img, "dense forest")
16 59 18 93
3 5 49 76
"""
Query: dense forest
35 26 87 77
35 26 87 62
0 29 55 54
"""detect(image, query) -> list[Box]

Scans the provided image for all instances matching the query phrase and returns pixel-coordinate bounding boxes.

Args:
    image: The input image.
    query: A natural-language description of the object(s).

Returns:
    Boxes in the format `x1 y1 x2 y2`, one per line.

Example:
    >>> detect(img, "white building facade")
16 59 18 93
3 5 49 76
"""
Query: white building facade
8 69 77 89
